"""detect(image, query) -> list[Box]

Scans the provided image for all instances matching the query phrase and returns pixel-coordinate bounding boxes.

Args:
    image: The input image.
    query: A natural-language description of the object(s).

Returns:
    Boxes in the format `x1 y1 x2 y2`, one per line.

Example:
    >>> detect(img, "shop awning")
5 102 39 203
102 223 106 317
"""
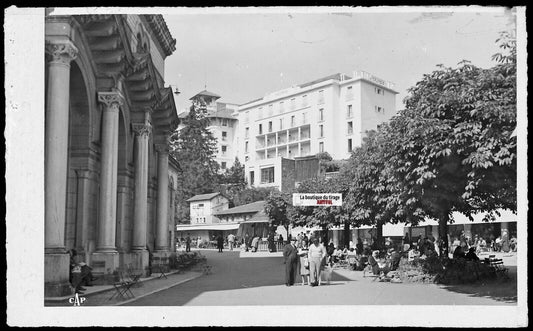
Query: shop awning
382 223 405 237
176 223 240 231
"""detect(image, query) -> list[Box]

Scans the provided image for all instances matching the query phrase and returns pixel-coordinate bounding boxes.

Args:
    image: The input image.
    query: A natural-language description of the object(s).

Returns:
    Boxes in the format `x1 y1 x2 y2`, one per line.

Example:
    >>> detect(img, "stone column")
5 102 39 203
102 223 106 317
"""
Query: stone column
131 121 151 274
91 92 123 277
44 40 78 297
132 122 151 250
74 169 92 254
169 187 176 252
155 144 169 253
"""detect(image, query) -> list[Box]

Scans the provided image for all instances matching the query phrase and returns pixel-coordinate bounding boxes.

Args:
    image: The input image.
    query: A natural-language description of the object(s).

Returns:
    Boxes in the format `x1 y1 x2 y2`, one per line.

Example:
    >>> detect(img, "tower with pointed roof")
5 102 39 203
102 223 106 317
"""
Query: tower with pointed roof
190 90 240 171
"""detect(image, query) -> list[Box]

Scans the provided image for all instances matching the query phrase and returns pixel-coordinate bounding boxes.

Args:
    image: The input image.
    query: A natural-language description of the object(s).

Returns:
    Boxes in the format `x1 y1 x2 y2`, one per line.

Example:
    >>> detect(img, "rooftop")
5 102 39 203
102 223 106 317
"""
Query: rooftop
189 90 222 101
186 192 223 202
214 201 265 216
207 108 236 120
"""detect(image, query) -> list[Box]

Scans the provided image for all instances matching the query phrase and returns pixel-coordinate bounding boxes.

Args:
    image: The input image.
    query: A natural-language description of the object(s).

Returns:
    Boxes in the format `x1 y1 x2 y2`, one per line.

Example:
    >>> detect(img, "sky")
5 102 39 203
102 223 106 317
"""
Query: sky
162 7 515 113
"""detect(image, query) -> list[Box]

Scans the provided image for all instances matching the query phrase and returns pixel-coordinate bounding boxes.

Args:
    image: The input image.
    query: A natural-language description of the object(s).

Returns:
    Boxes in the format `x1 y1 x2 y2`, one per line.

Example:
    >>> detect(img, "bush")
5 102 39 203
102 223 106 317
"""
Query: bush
394 256 498 285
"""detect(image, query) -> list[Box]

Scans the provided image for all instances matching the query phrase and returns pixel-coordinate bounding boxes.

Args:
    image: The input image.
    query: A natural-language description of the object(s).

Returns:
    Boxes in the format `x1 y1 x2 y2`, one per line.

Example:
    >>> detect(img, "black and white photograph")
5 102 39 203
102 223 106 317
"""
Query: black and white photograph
5 6 527 327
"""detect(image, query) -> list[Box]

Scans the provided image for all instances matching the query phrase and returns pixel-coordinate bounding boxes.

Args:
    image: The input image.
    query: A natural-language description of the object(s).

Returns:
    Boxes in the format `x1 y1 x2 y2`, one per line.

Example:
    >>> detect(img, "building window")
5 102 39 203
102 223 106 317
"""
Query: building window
319 108 324 122
245 155 249 162
290 98 296 110
375 87 384 95
319 124 324 138
347 121 353 135
245 127 249 138
279 101 284 113
250 171 255 185
318 90 324 104
375 106 384 113
221 145 227 156
346 86 353 100
222 131 227 141
245 141 249 153
348 138 353 152
268 104 273 117
221 162 227 169
268 121 273 133
347 104 353 118
291 115 296 127
302 112 307 124
258 107 263 119
302 94 308 107
260 167 275 184
319 141 324 153
244 111 249 124
279 118 283 130
259 124 263 135
221 119 228 126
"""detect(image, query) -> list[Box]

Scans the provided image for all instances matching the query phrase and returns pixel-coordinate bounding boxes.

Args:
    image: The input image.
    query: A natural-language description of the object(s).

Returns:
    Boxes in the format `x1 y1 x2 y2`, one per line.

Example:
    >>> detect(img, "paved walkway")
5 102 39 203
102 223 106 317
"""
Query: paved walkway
124 250 517 306
45 268 204 307
44 249 517 306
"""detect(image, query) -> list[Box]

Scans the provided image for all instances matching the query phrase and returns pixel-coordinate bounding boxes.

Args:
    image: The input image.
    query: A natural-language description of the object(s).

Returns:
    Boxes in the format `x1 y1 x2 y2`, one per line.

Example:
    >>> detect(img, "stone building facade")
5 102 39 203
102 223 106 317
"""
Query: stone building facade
44 13 178 296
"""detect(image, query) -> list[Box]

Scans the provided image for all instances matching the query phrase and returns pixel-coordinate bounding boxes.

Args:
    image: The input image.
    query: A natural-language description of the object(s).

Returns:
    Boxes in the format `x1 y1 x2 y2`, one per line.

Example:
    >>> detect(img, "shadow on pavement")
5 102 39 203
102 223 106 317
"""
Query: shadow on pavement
125 250 353 306
438 266 517 304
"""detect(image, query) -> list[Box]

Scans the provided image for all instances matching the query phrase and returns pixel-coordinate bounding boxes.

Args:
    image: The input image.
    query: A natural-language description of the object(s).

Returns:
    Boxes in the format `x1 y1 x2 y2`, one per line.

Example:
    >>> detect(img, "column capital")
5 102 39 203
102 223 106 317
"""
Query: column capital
132 123 152 137
45 40 78 65
98 91 124 112
155 143 170 154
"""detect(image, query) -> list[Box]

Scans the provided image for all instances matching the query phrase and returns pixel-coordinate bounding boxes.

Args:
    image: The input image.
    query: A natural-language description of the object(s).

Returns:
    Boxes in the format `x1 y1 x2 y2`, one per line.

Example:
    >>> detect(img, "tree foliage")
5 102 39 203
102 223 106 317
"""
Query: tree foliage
264 190 295 231
278 33 517 254
169 103 220 222
346 32 517 254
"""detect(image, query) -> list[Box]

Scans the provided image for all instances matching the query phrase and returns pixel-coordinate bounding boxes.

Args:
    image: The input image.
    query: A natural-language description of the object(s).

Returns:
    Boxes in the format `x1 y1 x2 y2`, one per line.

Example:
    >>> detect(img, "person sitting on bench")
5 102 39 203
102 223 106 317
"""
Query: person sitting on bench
68 249 97 293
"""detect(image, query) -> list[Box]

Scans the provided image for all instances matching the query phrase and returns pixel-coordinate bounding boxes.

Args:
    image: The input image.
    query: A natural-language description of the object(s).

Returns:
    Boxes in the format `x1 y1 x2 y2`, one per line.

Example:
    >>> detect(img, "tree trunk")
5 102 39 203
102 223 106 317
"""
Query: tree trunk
438 212 450 258
376 219 384 250
321 224 328 244
343 220 350 248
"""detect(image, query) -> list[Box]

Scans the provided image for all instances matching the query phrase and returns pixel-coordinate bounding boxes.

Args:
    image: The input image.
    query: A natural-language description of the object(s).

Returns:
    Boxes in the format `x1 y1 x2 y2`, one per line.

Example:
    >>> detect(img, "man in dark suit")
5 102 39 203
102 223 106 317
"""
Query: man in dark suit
283 237 299 286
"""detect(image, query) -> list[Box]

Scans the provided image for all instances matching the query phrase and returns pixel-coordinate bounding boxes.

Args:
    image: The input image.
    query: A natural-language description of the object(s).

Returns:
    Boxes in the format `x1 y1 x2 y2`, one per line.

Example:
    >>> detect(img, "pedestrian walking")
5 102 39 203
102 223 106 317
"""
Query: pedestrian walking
268 231 276 252
307 236 327 286
227 233 236 251
217 234 224 253
185 234 191 252
283 237 299 286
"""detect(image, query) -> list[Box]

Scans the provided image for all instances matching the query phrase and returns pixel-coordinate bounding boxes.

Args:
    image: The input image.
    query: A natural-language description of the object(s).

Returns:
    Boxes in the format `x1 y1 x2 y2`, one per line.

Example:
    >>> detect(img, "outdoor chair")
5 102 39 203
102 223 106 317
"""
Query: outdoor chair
152 256 168 279
126 264 143 287
108 268 135 301
347 256 357 270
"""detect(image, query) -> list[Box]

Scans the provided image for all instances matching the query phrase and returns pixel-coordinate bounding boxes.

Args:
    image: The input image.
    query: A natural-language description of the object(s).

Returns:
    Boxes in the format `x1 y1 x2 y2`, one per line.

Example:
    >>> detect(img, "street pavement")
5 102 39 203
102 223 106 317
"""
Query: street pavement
123 249 517 306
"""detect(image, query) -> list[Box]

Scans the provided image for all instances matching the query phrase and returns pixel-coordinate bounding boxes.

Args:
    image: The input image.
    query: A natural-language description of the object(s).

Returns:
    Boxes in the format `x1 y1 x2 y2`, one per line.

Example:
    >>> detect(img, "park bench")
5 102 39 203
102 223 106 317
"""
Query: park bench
175 254 195 270
485 255 509 280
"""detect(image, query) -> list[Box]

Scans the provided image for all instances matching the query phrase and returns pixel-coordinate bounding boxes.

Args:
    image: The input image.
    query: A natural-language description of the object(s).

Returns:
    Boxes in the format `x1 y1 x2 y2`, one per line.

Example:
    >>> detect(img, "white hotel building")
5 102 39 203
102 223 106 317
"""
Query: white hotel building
235 71 398 190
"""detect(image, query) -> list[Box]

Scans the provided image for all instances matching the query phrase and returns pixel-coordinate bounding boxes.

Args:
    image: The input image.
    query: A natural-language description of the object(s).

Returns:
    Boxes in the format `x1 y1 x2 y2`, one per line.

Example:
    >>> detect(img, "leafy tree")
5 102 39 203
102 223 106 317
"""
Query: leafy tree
385 33 517 256
264 190 295 236
215 157 247 207
169 102 220 223
341 129 404 250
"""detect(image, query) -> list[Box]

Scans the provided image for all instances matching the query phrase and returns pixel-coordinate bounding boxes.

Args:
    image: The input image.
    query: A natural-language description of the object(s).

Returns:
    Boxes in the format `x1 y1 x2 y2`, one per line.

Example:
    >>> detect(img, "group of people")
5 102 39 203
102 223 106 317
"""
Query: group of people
283 236 328 287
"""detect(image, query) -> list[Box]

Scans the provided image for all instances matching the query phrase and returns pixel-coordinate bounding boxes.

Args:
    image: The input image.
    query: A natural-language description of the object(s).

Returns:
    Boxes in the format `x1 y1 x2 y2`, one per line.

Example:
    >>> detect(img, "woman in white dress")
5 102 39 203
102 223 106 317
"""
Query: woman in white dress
298 242 310 285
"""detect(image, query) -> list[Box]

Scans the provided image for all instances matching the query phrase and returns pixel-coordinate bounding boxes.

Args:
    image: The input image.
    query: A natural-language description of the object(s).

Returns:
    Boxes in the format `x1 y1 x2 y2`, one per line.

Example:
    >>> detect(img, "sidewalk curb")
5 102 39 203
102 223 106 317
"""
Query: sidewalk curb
44 270 186 303
114 273 202 306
